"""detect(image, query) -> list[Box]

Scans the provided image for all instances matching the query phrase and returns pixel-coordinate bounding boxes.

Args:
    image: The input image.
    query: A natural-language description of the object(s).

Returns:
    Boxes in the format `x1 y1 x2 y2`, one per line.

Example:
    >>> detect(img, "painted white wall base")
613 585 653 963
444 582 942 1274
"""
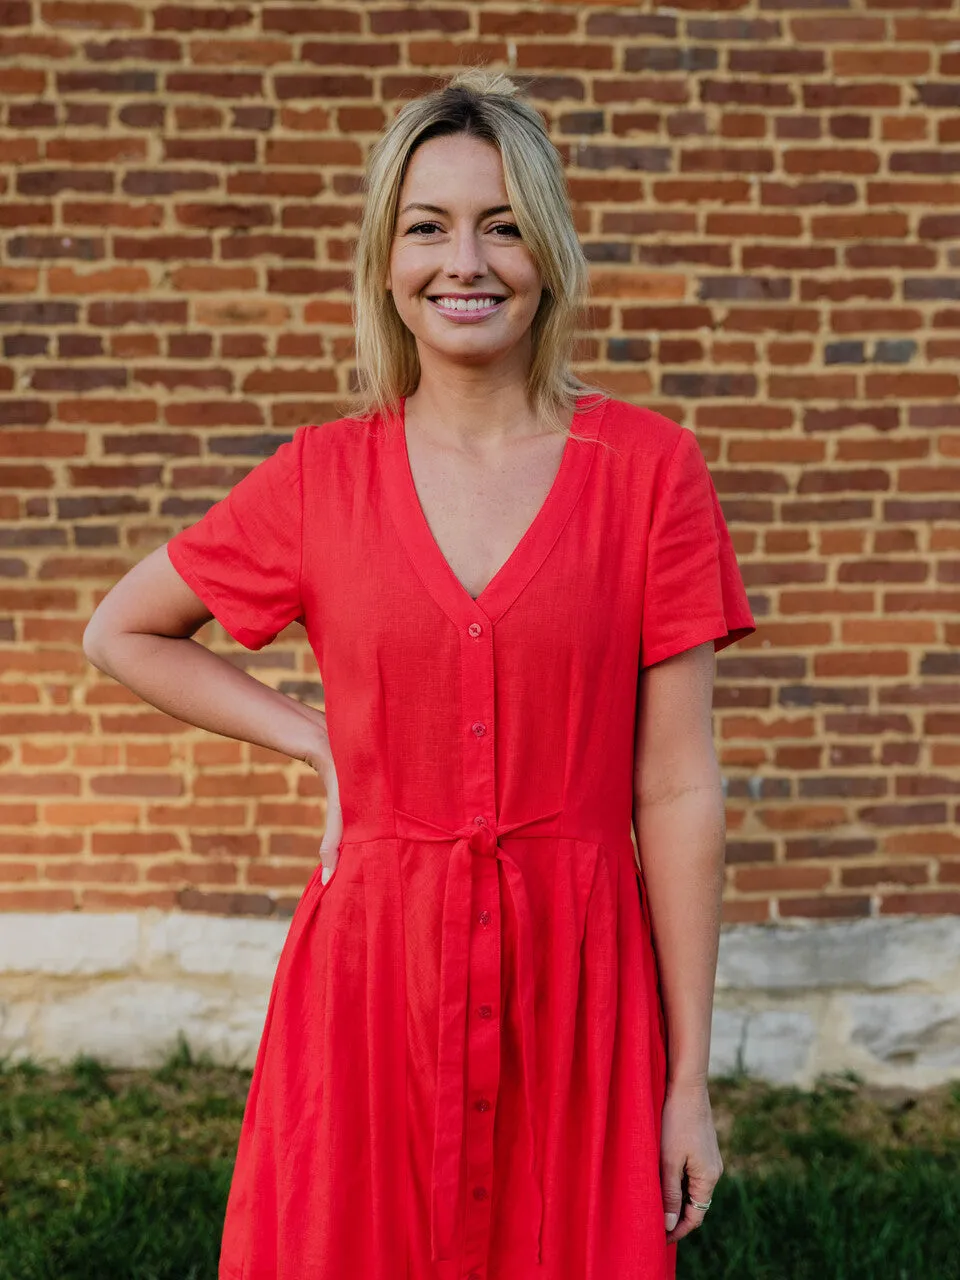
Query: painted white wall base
1 911 959 1088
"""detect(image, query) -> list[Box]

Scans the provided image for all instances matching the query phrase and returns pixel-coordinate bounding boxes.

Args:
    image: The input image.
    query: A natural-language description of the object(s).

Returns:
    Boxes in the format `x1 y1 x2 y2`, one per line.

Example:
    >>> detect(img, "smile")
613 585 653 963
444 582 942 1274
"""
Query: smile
427 295 506 321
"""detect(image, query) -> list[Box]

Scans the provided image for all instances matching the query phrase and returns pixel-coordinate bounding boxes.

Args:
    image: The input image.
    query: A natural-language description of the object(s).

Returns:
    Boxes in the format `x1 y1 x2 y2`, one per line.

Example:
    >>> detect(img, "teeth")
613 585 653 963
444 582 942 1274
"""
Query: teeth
433 297 502 312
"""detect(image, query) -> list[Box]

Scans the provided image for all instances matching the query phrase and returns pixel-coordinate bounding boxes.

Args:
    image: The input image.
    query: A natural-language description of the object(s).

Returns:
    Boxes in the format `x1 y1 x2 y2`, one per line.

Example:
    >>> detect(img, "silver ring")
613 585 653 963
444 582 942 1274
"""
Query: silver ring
687 1196 712 1212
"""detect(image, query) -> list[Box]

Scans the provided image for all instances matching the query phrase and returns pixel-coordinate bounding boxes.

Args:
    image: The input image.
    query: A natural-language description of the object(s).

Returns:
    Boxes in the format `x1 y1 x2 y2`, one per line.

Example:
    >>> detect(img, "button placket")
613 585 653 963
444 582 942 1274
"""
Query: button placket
459 607 500 1269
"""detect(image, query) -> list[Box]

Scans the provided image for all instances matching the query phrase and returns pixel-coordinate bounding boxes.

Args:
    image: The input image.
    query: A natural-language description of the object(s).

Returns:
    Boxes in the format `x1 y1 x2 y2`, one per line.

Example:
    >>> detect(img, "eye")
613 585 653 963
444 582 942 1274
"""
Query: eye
405 221 522 238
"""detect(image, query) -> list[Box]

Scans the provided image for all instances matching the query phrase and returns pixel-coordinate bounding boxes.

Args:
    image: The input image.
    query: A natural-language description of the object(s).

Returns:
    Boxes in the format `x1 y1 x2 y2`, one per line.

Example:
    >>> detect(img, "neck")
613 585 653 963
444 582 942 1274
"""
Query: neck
405 344 543 450
404 363 547 453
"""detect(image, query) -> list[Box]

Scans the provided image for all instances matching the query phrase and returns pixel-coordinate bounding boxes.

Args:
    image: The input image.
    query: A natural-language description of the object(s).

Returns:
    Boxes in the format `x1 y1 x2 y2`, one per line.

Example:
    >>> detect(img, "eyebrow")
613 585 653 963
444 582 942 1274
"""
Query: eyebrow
398 202 514 218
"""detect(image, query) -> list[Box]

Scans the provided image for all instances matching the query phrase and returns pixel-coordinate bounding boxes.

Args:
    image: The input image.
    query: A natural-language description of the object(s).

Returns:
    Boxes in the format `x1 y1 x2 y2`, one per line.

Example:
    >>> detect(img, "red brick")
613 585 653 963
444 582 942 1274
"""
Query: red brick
262 7 360 34
735 865 831 893
780 896 871 919
43 1 145 28
145 859 239 884
878 892 960 916
0 889 77 910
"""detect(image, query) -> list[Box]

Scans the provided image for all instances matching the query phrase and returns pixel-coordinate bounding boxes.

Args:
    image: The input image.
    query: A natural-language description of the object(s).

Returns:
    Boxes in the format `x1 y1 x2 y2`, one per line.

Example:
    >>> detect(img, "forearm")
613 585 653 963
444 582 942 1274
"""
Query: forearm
633 783 726 1088
84 631 328 765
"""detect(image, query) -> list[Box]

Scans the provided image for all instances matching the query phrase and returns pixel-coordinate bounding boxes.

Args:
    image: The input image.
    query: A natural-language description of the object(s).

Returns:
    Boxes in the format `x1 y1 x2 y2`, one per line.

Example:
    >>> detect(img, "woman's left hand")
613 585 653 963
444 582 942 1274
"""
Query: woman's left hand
660 1079 724 1245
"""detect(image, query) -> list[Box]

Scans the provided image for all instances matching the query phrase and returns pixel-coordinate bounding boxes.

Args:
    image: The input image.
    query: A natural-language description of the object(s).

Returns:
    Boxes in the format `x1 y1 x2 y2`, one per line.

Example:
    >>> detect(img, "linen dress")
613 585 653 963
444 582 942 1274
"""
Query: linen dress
165 392 756 1280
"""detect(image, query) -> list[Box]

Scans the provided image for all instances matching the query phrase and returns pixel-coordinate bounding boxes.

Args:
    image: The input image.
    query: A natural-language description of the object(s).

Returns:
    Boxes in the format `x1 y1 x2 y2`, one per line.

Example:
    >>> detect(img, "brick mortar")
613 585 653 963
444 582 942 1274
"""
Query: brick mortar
0 2 957 919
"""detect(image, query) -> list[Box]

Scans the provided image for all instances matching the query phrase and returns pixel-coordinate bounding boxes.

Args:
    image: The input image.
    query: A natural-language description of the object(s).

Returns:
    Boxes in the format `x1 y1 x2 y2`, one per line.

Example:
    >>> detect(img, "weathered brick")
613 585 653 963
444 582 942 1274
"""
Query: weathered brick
0 8 954 929
262 7 360 35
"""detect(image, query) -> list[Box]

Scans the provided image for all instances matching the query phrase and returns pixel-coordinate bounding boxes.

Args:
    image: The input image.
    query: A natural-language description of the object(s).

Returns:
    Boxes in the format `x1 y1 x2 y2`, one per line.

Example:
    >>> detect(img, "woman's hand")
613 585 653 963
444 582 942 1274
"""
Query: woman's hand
660 1079 723 1245
293 708 343 884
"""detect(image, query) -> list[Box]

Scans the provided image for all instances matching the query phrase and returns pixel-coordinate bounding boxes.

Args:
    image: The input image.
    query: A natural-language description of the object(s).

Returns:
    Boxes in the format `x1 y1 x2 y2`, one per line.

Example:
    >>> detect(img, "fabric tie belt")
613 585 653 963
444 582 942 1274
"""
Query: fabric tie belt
393 806 561 1267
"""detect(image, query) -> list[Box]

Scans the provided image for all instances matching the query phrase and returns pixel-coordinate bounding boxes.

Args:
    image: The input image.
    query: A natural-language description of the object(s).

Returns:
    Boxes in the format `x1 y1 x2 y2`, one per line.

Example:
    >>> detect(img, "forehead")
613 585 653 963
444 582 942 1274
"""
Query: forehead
400 134 506 195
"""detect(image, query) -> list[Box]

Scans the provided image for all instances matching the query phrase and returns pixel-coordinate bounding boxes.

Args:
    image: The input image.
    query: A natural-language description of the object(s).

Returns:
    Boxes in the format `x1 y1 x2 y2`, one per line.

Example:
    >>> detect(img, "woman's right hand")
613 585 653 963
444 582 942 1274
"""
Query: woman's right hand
295 710 343 884
317 758 342 883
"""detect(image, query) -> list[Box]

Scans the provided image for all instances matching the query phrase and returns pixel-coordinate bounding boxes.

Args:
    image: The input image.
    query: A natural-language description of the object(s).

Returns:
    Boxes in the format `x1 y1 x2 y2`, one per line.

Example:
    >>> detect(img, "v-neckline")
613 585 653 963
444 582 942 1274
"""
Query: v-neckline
382 394 607 627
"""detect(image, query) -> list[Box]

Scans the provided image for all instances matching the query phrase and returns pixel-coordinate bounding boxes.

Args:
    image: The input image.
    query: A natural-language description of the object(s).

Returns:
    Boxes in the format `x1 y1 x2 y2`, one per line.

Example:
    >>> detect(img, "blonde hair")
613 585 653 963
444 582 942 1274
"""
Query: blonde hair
342 67 609 437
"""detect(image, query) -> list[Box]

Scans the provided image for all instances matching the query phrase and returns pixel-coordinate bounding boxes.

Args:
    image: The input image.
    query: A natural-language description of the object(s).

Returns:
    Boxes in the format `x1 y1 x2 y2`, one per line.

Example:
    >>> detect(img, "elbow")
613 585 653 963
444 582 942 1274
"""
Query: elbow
82 618 113 672
81 631 105 671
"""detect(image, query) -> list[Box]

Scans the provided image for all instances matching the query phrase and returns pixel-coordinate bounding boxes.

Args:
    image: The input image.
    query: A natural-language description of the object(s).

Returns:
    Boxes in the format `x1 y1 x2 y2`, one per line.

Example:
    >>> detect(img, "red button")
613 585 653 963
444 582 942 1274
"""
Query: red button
475 1097 491 1112
474 814 486 826
472 1185 488 1201
478 1004 492 1019
468 1273 482 1280
468 622 482 638
478 909 491 926
471 721 486 737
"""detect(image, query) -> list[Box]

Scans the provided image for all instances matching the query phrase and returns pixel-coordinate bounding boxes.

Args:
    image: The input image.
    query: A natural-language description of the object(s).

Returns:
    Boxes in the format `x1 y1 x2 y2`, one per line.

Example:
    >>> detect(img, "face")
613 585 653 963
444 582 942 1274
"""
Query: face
385 133 544 370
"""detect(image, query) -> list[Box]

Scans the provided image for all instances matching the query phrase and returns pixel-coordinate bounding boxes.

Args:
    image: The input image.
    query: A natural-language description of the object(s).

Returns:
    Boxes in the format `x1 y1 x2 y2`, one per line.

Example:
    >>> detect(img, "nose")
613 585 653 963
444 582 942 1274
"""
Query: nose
443 226 485 281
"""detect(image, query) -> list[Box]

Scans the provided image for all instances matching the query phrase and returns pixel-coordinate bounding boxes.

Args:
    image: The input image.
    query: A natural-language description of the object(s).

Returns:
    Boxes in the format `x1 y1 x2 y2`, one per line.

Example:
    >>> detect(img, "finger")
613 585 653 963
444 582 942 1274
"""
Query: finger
666 1184 714 1244
667 1212 705 1244
322 775 343 852
318 770 343 884
319 832 340 876
661 1169 682 1234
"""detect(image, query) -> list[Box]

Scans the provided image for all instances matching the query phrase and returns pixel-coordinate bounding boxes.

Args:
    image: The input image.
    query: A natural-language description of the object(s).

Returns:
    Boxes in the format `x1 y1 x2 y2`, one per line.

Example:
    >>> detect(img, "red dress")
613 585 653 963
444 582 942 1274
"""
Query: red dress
166 394 756 1280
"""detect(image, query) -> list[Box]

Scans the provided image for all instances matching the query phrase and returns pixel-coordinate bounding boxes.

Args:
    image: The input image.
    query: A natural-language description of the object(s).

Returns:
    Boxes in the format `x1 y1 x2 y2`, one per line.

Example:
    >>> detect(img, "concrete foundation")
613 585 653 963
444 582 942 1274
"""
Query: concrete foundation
1 912 958 1088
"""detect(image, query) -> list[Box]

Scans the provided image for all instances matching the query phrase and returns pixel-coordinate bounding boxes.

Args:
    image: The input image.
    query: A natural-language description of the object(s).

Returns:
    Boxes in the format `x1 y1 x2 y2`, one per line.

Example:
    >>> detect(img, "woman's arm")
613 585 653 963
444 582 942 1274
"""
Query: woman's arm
632 639 726 1089
83 543 334 778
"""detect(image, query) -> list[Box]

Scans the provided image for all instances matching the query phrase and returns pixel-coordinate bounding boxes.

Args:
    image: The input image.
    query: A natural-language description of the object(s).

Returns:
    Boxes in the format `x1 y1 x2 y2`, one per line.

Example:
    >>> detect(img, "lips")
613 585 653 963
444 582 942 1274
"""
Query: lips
426 296 508 323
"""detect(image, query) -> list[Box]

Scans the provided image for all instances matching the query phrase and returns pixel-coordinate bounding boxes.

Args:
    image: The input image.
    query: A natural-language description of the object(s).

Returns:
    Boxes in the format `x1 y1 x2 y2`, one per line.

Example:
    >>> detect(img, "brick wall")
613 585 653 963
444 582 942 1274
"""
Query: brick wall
2 1 958 926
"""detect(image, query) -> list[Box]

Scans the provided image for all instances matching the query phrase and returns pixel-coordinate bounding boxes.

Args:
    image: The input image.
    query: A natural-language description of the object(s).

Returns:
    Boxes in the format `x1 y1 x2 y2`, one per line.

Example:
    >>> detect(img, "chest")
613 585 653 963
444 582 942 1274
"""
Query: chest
404 429 569 601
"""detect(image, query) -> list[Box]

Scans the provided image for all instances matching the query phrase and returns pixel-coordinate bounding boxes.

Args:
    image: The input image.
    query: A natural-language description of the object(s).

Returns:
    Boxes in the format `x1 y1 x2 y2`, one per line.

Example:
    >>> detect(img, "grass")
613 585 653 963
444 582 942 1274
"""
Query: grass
0 1037 958 1279
681 1069 960 1280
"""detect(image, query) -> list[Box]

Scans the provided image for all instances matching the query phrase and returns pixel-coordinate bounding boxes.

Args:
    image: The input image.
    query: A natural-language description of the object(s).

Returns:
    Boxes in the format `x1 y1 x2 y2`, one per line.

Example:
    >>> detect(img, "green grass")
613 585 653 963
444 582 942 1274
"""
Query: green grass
0 1036 241 1280
1 1039 958 1279
679 1069 960 1280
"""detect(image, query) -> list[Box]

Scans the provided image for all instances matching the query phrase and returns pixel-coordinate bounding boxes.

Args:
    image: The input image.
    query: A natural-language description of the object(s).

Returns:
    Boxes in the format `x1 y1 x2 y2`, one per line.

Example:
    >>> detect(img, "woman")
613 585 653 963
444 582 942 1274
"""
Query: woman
84 68 756 1280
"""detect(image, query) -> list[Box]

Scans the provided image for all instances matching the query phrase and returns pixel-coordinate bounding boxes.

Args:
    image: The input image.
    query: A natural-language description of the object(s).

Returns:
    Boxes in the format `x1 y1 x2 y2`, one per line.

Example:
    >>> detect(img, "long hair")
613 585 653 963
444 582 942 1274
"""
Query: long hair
343 67 609 437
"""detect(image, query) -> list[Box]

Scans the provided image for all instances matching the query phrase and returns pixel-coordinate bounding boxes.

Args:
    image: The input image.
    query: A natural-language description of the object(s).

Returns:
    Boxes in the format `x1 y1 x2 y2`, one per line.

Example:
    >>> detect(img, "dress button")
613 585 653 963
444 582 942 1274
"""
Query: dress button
468 1273 482 1280
474 814 486 826
471 721 486 737
468 622 482 638
478 1003 492 1019
475 1097 491 1112
478 909 491 926
472 1185 488 1201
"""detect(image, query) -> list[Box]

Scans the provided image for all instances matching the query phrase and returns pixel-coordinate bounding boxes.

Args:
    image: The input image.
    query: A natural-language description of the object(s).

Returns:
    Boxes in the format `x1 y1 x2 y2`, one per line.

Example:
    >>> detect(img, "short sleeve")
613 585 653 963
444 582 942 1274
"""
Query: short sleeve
640 427 756 668
166 426 306 651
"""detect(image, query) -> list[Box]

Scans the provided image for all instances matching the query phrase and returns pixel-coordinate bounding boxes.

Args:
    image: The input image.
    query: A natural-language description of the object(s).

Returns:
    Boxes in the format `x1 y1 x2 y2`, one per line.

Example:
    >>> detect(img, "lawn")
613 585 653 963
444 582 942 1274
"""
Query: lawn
1 1036 957 1279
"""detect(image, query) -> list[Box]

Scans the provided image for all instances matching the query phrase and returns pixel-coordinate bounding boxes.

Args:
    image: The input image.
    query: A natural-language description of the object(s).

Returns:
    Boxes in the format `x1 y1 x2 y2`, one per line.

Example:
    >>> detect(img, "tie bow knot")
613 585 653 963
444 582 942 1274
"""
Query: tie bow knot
467 824 497 858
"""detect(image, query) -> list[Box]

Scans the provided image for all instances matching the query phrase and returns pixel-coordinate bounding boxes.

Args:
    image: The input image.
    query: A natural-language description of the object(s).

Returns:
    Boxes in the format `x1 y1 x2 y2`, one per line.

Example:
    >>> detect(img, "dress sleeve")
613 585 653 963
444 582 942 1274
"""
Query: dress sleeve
165 426 306 651
640 426 756 668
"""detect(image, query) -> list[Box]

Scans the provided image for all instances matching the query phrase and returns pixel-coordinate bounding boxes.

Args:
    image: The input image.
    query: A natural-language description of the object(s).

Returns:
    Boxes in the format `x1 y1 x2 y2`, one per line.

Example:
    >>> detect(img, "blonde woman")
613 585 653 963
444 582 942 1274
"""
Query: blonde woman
85 68 755 1280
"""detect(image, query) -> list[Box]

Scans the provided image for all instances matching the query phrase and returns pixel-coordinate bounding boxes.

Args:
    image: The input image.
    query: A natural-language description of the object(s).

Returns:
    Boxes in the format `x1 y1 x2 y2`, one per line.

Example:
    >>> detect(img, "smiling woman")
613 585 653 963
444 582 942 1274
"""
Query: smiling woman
93 64 756 1280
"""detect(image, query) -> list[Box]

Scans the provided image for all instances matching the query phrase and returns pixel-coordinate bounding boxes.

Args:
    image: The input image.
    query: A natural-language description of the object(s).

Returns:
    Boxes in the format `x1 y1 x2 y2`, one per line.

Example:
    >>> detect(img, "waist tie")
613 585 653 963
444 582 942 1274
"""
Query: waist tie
393 805 561 1267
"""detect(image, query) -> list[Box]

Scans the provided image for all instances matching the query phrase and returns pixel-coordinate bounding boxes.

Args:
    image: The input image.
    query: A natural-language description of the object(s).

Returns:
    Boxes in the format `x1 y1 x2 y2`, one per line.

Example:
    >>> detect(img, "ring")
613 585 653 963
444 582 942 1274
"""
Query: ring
687 1196 712 1211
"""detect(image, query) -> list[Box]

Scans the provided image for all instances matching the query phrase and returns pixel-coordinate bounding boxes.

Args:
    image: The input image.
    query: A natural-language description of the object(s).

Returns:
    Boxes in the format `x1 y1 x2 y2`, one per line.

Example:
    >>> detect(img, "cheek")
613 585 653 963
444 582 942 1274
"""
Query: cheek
390 257 430 298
